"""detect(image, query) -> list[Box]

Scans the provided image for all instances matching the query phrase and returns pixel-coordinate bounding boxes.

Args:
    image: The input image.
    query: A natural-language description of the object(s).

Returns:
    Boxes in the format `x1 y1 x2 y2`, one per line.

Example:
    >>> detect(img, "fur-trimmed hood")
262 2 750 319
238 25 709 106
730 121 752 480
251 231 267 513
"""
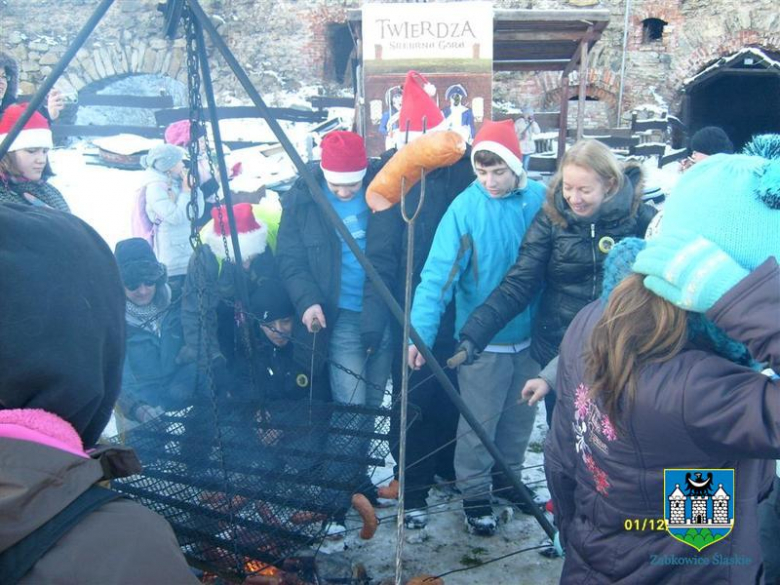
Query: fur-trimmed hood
544 160 646 228
0 52 20 114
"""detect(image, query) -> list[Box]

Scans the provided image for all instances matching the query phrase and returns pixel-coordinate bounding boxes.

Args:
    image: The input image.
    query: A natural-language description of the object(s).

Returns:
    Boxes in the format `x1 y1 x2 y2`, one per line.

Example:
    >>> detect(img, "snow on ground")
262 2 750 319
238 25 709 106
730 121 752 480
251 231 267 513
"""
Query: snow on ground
331 406 563 584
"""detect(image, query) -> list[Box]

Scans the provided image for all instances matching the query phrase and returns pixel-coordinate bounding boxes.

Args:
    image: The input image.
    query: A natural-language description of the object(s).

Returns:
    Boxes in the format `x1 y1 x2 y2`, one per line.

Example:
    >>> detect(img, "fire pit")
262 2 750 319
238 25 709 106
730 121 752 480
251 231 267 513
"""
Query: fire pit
109 398 393 583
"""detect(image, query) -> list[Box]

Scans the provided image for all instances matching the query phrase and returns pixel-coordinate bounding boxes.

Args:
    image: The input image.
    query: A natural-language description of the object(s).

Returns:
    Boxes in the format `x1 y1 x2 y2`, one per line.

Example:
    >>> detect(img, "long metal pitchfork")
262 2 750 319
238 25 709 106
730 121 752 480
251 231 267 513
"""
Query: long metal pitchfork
394 162 427 585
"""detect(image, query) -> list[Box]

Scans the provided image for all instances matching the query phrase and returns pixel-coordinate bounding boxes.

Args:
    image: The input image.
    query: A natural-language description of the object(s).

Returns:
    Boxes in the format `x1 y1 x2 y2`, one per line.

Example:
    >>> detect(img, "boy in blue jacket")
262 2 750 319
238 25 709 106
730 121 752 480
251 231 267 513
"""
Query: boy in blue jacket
407 119 545 536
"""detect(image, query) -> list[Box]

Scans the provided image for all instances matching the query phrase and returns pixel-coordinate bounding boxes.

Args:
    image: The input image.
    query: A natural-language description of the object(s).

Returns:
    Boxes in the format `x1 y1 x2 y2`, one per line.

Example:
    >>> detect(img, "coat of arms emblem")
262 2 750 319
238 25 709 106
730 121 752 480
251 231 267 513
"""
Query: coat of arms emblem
664 468 734 551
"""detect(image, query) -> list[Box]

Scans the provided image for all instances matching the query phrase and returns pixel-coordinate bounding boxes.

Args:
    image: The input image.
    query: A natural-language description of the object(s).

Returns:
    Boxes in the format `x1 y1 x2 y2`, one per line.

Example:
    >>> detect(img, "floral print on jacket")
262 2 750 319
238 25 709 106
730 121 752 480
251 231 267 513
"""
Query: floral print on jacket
573 383 616 495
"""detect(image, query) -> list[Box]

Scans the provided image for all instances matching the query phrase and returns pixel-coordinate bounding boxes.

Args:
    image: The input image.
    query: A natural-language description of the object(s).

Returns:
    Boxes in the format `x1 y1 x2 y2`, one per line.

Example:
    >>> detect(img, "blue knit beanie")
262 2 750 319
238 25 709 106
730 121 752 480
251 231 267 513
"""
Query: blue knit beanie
141 143 186 173
601 238 755 367
660 134 780 271
601 237 646 303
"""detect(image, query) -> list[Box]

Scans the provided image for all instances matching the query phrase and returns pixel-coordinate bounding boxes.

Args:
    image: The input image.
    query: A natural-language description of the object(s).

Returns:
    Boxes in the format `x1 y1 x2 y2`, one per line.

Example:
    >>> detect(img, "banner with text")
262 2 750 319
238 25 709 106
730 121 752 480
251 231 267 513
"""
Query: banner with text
362 1 493 156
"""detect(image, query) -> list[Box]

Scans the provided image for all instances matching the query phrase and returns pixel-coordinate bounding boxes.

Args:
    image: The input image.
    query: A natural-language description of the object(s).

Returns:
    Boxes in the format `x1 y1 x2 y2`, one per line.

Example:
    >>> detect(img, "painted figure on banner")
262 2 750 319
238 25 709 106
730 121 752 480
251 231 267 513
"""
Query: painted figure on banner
378 85 402 150
441 84 475 143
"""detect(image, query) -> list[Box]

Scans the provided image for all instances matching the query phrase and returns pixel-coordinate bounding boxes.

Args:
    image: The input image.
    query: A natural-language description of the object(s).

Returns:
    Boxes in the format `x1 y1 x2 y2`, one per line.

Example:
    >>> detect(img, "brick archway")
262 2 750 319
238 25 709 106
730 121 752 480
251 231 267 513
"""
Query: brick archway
540 68 620 126
59 39 189 95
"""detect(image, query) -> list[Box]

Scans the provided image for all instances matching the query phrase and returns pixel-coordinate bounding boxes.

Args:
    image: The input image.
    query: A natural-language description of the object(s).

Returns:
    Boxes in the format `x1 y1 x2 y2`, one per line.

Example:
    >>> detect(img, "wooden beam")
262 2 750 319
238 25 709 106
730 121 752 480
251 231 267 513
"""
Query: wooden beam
493 9 610 23
495 59 570 66
77 94 175 108
494 30 588 42
154 106 327 126
51 124 164 139
494 62 568 72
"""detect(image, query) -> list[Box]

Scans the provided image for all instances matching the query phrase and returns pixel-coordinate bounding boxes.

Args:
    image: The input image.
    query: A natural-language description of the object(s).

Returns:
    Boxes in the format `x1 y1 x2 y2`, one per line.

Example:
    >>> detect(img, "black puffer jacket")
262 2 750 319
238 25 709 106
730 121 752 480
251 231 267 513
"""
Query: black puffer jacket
276 161 383 365
460 163 656 367
360 148 475 345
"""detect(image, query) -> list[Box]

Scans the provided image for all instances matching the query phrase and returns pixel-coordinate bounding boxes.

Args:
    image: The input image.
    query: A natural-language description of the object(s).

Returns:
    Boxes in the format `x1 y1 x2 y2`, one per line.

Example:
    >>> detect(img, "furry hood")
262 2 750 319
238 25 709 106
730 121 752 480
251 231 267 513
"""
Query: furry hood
0 52 19 113
544 160 645 228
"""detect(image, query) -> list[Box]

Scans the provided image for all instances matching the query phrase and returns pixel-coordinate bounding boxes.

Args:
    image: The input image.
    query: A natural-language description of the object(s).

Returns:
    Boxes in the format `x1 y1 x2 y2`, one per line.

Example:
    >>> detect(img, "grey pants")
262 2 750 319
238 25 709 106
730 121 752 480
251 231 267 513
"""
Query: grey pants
454 349 539 500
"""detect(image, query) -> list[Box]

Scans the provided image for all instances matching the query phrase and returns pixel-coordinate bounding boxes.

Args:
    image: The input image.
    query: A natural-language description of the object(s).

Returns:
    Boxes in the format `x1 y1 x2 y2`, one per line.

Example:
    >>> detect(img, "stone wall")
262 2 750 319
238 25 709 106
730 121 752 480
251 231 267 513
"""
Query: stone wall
3 0 779 126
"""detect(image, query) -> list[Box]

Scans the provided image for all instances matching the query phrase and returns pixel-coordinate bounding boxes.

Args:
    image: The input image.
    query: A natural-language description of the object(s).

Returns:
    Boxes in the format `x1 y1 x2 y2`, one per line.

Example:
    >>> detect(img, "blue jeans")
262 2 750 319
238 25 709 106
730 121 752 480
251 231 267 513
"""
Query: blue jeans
323 309 392 513
328 309 392 407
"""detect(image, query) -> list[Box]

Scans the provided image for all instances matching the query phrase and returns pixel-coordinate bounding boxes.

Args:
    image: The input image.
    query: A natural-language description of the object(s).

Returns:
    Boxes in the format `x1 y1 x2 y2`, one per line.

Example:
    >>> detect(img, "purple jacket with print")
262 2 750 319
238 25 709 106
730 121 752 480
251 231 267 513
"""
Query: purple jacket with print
546 257 780 584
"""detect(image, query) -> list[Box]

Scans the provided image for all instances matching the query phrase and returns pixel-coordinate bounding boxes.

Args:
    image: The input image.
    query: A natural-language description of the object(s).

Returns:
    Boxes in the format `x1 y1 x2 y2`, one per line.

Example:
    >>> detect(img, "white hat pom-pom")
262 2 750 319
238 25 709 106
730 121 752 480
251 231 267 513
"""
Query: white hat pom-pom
424 83 436 97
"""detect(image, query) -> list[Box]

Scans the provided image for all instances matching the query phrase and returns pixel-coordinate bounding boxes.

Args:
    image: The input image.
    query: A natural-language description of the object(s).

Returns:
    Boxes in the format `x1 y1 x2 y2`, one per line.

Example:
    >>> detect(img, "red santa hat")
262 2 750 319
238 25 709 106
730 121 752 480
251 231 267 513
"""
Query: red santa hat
204 202 268 262
397 70 445 147
320 130 368 184
471 119 525 182
0 104 53 152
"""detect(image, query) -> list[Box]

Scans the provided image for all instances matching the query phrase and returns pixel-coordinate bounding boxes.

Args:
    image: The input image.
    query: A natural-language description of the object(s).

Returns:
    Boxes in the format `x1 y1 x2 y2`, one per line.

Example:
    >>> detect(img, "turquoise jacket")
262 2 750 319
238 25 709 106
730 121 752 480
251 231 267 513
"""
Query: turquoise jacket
411 178 545 348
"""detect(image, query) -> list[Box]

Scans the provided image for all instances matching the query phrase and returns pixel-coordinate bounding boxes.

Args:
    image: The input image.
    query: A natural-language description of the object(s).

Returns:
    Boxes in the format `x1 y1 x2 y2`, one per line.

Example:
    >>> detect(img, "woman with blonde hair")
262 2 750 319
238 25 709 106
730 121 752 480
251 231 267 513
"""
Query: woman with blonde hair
457 139 656 423
545 137 780 583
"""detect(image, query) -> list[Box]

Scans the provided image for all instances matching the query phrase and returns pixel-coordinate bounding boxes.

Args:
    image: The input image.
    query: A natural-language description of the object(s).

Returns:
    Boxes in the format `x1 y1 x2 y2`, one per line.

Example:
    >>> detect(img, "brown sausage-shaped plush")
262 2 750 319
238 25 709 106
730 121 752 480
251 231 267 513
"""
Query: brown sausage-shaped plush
367 130 466 212
351 493 380 539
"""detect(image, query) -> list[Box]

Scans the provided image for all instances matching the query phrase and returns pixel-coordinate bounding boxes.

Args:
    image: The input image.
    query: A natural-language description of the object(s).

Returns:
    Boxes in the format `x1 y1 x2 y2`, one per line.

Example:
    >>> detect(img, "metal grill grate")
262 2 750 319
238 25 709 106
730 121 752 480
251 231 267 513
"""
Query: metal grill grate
110 398 393 580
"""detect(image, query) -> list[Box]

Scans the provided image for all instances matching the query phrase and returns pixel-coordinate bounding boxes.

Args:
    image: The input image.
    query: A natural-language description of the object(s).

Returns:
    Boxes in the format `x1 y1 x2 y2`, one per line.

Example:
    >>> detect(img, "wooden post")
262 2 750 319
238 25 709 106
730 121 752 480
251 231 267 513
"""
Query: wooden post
558 75 569 164
576 37 589 140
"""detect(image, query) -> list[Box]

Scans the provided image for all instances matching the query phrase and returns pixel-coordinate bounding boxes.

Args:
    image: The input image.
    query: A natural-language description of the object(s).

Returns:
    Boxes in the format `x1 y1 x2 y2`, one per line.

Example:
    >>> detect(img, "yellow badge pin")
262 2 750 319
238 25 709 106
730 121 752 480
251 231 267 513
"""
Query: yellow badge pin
598 236 615 254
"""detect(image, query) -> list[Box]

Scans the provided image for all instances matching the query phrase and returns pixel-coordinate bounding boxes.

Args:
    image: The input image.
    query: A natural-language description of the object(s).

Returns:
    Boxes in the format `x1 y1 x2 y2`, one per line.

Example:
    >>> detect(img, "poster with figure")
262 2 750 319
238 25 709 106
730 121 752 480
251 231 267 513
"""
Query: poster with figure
362 1 493 156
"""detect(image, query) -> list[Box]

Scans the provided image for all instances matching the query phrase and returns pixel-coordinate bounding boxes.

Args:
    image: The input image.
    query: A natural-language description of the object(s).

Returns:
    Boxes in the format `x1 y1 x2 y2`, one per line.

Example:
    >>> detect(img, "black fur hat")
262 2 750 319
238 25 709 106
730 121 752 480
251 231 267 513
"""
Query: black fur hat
689 126 734 156
114 238 166 289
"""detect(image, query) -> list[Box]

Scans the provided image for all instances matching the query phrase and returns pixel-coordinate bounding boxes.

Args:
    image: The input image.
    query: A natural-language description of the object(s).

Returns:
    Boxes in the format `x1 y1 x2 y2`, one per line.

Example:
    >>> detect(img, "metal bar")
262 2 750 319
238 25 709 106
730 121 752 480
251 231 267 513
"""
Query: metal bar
616 0 633 125
0 0 116 159
77 93 175 108
193 17 244 273
189 0 556 540
192 11 266 400
558 75 570 164
576 35 589 141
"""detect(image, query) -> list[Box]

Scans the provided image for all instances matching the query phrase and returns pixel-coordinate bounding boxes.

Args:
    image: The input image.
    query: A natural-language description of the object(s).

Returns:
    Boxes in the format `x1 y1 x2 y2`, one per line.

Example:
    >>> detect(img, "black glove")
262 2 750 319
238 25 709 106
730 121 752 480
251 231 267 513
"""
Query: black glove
361 331 384 355
455 338 481 366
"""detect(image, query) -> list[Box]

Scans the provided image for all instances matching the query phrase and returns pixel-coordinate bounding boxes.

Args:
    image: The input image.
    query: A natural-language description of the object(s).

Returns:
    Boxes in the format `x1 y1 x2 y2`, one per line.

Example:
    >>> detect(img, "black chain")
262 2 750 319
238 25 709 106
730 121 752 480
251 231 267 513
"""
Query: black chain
183 6 242 577
183 4 231 262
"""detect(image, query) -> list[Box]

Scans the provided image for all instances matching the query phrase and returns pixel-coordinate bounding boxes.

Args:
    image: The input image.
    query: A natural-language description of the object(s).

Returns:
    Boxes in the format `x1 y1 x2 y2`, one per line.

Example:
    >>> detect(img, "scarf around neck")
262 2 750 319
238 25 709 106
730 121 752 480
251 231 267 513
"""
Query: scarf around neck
125 283 171 334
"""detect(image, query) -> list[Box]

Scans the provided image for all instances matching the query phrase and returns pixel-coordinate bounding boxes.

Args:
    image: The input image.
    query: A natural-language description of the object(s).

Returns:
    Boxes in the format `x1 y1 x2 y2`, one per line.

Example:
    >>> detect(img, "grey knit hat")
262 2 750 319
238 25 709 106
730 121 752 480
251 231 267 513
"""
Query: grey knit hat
141 143 186 173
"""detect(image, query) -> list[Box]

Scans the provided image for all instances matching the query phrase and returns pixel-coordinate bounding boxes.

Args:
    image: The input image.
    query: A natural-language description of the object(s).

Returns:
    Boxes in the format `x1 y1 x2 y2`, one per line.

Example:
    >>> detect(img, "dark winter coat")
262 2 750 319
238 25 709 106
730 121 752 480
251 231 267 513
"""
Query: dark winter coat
545 257 780 584
276 161 383 362
460 163 656 367
0 174 70 212
180 243 279 367
0 435 198 584
120 288 195 419
0 204 195 582
0 204 124 447
360 148 475 346
0 52 19 114
256 337 331 404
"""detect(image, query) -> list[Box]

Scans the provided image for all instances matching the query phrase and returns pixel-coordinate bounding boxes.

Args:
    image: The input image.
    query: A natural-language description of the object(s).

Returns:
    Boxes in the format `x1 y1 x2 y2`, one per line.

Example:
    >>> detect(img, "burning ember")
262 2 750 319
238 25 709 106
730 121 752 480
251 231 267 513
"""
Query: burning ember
244 559 280 576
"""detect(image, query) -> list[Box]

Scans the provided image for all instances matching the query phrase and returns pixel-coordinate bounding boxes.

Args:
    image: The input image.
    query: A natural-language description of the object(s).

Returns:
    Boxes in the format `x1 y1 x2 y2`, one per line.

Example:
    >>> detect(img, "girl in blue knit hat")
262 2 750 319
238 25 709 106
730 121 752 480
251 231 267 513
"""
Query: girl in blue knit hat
546 135 780 584
141 143 204 295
